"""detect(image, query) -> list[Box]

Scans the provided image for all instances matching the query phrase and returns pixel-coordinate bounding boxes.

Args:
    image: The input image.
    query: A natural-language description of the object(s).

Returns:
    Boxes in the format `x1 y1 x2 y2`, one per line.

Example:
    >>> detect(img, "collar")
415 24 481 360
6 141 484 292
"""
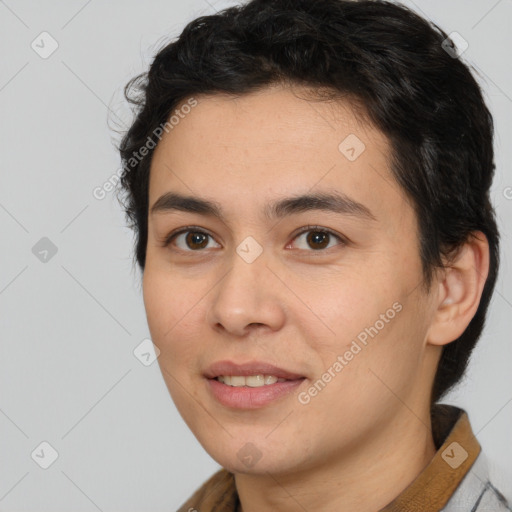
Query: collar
381 404 480 511
177 404 480 512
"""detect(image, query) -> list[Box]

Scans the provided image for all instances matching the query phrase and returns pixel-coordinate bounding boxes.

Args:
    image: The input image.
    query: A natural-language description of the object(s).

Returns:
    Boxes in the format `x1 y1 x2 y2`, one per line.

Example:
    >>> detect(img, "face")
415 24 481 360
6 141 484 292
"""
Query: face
143 85 440 476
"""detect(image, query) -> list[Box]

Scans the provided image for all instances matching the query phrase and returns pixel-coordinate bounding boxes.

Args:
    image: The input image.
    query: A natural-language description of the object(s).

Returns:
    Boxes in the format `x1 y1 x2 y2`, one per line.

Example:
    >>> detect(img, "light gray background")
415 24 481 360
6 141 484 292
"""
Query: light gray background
1 0 511 510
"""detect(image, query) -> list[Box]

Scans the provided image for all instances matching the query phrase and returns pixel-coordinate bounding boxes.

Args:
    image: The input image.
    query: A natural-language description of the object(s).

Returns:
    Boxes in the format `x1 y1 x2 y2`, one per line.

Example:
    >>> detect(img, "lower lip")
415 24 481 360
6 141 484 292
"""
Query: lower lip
206 377 306 409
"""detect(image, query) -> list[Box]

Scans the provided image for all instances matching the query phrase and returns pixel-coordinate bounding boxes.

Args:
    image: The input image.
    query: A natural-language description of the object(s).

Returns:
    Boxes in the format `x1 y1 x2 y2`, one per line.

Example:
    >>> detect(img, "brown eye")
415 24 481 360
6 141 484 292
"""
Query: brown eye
165 228 221 251
290 226 346 252
306 231 330 250
184 231 209 250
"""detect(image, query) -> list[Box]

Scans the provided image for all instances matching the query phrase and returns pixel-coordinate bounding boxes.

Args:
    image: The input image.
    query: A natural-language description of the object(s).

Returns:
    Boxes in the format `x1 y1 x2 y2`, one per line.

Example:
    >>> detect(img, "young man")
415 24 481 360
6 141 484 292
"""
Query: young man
116 0 511 510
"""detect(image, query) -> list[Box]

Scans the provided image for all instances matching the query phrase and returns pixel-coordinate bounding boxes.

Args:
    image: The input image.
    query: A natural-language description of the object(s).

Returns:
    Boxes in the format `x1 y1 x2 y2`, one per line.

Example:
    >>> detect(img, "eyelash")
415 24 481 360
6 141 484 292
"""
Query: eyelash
161 225 348 254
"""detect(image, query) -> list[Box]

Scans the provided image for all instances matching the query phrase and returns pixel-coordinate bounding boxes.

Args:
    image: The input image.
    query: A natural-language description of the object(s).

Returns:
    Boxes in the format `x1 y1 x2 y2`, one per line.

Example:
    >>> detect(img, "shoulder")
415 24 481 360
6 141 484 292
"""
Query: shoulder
442 451 512 512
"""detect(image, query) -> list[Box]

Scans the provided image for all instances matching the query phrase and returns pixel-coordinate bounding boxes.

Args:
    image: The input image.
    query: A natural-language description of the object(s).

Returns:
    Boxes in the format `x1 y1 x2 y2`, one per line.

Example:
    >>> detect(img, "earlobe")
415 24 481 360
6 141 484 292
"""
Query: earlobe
426 231 490 347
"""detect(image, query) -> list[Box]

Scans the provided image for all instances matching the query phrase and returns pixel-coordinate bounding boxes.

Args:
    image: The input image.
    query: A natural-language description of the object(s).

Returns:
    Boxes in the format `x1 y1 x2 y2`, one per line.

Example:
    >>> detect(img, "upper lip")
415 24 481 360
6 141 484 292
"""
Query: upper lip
204 360 306 380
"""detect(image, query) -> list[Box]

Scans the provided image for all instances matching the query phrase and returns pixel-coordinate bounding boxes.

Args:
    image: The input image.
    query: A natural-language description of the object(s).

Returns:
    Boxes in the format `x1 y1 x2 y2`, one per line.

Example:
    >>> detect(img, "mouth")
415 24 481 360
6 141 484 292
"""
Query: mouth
214 375 293 387
204 360 306 381
204 360 307 409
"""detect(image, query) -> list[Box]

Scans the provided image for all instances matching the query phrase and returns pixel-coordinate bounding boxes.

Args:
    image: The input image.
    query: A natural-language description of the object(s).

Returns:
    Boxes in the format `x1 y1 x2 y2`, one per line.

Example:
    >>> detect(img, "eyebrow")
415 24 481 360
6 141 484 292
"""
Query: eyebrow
150 191 377 222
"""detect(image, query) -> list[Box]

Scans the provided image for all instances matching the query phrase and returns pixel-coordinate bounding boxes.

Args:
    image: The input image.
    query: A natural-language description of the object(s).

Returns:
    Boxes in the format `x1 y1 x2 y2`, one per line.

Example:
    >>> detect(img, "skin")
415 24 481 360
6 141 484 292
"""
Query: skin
142 84 489 512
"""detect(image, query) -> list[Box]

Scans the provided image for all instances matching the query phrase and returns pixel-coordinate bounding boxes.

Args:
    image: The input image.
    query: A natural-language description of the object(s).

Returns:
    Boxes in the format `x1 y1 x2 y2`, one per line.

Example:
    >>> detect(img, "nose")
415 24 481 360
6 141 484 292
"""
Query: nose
206 250 286 338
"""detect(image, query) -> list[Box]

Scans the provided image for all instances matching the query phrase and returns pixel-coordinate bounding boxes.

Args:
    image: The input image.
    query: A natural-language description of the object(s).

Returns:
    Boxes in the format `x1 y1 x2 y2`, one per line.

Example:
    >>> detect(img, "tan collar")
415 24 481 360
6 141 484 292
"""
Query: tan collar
381 404 480 511
177 404 480 512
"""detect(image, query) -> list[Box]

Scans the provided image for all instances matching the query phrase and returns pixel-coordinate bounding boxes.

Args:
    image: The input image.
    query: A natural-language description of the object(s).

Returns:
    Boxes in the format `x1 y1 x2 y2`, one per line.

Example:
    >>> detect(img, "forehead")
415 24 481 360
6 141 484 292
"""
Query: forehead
148 85 409 228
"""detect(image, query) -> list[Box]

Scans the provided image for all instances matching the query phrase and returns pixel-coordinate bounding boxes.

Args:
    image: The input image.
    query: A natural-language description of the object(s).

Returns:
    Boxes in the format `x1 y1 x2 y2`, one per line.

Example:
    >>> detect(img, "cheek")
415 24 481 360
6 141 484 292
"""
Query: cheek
142 270 169 336
142 268 208 365
143 271 201 410
308 269 422 379
142 268 191 345
302 274 390 342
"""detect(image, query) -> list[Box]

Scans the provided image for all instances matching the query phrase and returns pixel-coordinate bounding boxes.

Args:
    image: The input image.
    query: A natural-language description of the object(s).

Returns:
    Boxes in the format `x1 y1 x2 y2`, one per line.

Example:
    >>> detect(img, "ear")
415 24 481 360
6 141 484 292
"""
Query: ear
427 231 490 346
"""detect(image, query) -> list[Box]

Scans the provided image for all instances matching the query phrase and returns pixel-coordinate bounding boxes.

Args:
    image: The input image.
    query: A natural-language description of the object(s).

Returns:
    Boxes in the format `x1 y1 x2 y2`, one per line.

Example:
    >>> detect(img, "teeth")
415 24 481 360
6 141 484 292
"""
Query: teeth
216 375 286 387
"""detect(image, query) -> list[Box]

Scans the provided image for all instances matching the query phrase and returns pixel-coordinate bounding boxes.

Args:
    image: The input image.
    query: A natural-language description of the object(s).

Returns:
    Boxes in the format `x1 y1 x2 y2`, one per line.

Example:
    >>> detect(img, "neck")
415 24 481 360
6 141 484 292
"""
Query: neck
234 408 437 512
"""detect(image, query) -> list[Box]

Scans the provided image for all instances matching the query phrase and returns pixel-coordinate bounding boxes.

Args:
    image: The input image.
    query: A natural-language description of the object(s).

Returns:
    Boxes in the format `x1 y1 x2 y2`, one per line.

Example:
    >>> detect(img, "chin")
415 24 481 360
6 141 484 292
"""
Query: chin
202 438 306 477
